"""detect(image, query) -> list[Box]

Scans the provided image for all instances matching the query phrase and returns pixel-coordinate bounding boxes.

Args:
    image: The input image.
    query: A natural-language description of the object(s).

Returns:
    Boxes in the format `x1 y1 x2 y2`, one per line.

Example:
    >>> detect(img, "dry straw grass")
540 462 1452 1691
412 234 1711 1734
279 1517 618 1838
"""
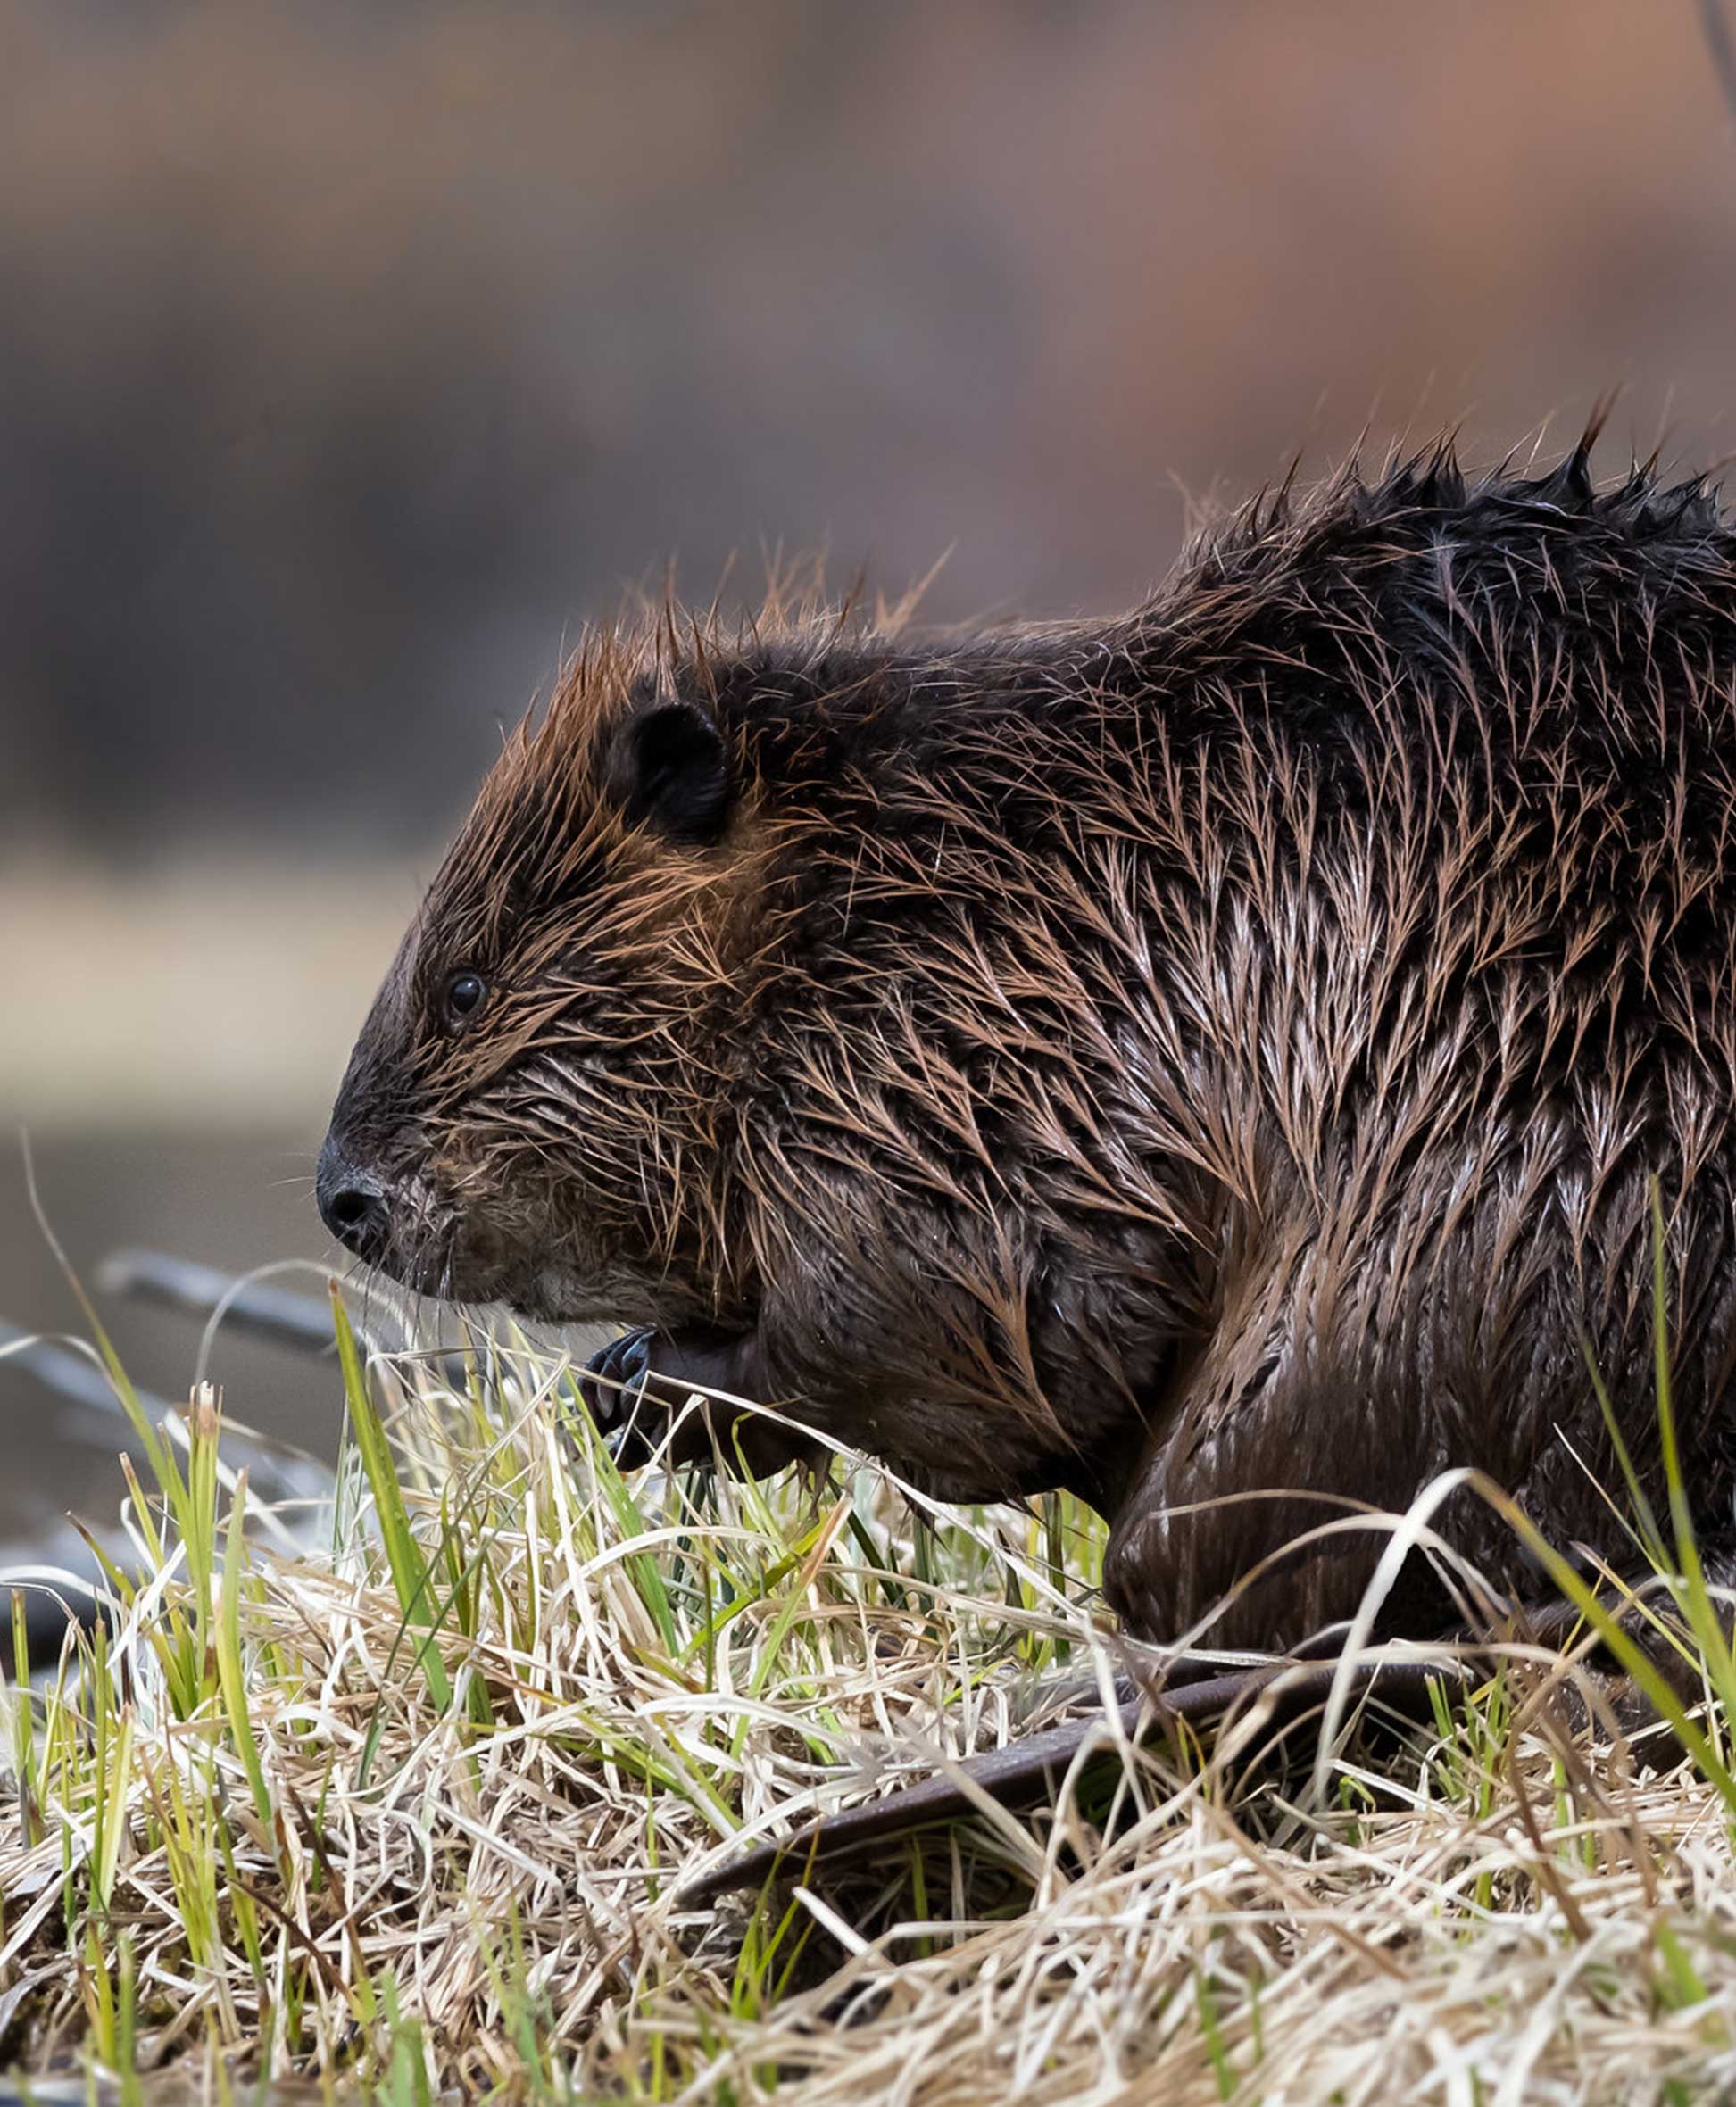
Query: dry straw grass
3 1295 1736 2103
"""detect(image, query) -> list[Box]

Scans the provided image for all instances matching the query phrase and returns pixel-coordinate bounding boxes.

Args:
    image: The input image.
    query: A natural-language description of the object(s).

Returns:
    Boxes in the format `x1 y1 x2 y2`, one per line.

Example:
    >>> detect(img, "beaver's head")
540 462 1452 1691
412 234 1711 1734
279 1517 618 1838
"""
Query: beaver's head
317 635 765 1326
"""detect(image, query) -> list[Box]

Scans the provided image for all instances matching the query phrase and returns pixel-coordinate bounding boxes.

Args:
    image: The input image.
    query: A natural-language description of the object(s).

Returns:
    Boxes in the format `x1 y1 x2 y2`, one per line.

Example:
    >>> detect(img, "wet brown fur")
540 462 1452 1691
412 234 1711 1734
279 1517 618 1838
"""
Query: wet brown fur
323 437 1736 1652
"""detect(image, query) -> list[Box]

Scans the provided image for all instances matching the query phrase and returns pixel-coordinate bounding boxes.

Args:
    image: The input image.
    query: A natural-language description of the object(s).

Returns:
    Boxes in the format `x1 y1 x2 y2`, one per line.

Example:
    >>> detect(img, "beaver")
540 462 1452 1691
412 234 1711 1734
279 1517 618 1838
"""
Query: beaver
317 437 1736 1658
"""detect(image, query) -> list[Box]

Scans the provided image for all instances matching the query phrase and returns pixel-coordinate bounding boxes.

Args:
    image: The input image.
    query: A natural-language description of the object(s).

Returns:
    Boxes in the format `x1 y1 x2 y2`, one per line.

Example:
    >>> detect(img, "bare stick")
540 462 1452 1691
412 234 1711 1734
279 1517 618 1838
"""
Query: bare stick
677 1656 1461 1904
97 1248 337 1356
0 1320 174 1433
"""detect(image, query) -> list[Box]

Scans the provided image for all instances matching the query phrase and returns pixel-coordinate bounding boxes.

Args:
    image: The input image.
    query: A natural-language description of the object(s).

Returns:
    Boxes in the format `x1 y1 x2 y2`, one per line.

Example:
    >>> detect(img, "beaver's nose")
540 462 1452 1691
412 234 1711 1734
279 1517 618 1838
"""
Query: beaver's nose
316 1138 392 1263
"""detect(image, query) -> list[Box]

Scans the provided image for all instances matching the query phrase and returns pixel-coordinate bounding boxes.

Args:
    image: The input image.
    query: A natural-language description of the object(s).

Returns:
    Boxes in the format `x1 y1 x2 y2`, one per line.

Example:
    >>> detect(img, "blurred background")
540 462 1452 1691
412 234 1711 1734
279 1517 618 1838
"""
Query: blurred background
5 0 1736 1548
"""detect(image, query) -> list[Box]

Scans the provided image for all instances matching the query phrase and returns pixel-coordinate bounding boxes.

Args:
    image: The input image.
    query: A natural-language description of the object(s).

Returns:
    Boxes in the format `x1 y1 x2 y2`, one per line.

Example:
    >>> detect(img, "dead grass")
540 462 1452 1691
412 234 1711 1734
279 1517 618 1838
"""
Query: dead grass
2 1300 1735 2103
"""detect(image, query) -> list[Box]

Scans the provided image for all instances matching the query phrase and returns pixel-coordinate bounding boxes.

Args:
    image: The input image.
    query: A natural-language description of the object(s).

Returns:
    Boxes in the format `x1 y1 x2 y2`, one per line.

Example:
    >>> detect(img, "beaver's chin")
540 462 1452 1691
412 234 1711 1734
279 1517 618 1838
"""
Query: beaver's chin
363 1246 625 1330
371 1219 703 1332
496 1270 613 1326
360 1215 523 1310
497 1257 676 1331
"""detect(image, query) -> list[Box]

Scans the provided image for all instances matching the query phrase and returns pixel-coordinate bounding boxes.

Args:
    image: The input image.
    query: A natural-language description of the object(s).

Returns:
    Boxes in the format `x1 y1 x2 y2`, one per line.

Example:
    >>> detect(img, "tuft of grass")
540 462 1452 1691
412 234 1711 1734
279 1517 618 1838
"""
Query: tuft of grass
0 1270 1734 2102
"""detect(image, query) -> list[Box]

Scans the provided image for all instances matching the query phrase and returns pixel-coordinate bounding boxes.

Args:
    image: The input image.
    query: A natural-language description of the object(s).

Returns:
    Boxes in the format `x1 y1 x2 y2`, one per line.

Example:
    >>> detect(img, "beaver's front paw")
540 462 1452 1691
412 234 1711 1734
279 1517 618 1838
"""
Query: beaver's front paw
575 1324 810 1476
578 1326 671 1466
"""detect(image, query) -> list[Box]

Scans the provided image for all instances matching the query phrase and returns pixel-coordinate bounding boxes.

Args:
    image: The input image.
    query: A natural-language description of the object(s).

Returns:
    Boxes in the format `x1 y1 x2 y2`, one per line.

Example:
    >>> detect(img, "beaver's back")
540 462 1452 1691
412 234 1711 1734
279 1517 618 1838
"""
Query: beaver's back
693 452 1736 1638
727 447 1736 1207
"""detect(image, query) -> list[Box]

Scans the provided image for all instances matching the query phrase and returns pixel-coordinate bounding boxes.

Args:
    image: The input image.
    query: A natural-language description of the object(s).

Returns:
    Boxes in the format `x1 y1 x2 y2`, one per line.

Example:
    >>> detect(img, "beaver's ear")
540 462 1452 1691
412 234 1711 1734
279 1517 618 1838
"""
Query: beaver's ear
604 699 731 845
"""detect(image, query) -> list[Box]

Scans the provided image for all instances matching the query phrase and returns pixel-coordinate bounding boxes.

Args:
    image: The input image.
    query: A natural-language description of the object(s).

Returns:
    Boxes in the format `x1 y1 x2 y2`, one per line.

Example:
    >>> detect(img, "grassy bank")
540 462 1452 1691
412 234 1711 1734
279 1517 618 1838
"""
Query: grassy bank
3 1296 1736 2103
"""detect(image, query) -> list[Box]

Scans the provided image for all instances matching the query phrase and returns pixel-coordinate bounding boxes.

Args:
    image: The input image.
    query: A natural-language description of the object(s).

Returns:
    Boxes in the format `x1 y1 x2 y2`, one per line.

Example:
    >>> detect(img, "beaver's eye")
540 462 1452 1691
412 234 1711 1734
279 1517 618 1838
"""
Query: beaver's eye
444 970 487 1028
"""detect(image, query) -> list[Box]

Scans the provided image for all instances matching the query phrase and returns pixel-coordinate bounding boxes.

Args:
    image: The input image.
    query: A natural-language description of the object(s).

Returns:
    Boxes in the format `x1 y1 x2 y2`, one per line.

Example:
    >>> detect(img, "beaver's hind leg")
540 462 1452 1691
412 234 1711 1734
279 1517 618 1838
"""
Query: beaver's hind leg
1100 1296 1520 1653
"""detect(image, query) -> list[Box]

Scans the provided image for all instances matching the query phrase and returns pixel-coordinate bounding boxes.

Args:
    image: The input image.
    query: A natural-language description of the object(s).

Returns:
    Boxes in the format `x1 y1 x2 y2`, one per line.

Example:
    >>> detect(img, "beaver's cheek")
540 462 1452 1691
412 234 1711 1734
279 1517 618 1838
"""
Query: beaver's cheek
421 1252 503 1303
393 1177 516 1303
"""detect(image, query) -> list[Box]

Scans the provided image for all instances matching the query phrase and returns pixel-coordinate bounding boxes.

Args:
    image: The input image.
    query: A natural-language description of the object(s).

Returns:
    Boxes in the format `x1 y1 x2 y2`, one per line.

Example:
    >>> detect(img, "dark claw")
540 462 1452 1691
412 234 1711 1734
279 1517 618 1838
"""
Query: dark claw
578 1327 666 1465
579 1327 654 1425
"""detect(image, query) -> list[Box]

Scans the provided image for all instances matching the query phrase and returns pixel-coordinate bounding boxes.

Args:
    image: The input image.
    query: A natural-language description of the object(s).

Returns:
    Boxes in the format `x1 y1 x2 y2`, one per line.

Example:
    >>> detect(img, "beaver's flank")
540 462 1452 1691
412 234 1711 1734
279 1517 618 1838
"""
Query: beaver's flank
319 436 1736 1652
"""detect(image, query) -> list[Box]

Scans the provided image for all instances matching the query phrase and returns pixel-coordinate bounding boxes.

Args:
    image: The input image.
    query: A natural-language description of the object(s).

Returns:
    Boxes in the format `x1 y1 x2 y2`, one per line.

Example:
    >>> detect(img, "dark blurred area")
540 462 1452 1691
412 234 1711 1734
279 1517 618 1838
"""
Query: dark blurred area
5 0 1736 1552
6 2 1736 863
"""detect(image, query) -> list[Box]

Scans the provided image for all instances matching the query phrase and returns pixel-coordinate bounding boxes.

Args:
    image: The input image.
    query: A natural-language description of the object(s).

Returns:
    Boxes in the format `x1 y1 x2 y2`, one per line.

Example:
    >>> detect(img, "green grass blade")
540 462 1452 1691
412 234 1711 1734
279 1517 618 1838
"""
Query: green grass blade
331 1284 453 1714
216 1470 275 1833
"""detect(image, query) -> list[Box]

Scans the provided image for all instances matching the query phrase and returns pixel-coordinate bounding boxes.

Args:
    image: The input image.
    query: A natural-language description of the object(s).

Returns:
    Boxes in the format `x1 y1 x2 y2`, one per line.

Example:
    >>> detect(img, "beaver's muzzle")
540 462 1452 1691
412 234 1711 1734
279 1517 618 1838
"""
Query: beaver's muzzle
315 1137 394 1265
